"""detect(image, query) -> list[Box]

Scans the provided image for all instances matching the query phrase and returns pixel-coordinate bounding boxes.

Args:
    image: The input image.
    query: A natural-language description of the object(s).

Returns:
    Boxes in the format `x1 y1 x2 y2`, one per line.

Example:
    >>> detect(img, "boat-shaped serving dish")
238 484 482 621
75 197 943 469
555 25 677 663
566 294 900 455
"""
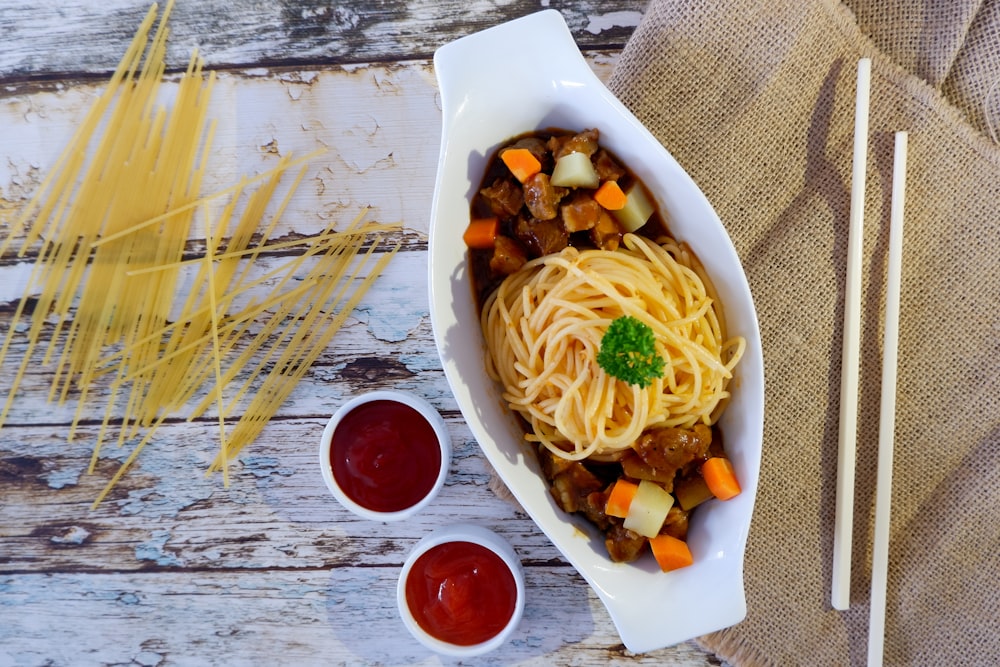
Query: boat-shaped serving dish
427 10 764 653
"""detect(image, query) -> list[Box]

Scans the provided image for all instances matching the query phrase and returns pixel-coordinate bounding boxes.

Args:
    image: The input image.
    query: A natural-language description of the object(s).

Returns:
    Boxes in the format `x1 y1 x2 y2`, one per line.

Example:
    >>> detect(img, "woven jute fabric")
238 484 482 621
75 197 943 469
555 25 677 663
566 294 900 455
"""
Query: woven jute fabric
607 1 1000 665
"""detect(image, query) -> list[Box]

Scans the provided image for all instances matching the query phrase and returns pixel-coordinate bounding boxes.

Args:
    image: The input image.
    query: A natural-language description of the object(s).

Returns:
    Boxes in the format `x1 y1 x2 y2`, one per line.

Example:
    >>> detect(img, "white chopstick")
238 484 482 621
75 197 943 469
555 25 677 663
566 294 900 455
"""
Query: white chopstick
867 131 908 667
832 56 872 611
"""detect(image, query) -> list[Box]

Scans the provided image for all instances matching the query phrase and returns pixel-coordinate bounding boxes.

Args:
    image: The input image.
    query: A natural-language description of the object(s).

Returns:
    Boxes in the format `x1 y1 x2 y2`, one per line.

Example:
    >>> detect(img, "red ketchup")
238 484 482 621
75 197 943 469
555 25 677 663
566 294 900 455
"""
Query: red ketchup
330 399 441 512
404 541 518 646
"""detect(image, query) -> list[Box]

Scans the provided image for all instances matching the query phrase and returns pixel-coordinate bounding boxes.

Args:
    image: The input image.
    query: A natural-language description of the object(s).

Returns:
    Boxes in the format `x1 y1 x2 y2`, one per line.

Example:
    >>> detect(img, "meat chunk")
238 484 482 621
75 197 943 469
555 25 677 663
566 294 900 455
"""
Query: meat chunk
593 149 626 182
589 209 622 251
522 172 566 220
560 191 602 233
479 177 523 217
548 461 605 514
631 424 713 491
620 449 677 485
537 445 576 479
488 235 527 276
661 505 690 540
581 488 612 531
515 216 569 256
548 128 600 160
605 523 647 563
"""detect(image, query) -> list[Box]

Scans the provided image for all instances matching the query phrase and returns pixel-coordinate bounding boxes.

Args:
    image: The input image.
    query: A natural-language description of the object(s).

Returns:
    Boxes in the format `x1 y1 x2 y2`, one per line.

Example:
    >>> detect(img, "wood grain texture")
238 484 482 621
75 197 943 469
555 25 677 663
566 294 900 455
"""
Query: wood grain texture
0 1 647 80
0 570 721 666
0 3 729 664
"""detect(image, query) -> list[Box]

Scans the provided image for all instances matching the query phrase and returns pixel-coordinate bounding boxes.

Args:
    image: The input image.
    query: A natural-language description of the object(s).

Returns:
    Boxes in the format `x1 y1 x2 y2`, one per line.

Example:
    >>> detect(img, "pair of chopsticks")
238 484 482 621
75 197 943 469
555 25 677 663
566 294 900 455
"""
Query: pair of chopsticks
830 57 909 667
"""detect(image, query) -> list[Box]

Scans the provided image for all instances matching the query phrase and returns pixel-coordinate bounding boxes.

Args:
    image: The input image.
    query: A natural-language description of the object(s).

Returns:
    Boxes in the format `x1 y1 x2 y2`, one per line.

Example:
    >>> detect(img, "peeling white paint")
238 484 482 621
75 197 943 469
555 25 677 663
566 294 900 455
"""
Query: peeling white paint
135 530 184 567
44 466 81 490
133 650 165 666
50 525 90 545
584 10 643 35
301 6 329 20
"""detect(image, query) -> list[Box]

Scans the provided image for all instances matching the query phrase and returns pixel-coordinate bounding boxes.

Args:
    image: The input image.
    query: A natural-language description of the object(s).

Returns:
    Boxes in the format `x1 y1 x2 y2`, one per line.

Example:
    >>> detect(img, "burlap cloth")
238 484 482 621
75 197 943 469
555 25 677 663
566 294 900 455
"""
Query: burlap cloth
602 1 1000 665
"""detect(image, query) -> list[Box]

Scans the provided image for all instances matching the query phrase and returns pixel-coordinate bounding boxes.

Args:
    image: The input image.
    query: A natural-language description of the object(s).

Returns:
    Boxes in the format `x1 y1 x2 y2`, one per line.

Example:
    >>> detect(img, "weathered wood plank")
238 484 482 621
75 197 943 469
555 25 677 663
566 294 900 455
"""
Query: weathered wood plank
0 412 548 571
0 249 435 424
0 56 620 254
0 1 644 81
0 63 446 245
0 569 722 666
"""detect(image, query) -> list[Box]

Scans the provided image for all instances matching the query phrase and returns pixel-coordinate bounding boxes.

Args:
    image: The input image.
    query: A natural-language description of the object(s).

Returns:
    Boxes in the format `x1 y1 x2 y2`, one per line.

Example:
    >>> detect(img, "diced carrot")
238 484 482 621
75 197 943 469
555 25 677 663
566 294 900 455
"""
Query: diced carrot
462 217 499 249
701 457 741 501
500 147 542 183
649 534 694 572
593 180 628 210
605 478 638 518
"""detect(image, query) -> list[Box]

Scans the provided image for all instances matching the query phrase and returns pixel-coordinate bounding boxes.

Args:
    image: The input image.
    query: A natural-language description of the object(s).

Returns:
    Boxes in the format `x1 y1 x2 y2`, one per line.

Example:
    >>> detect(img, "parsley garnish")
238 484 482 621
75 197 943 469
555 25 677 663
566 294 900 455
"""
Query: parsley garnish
596 315 665 388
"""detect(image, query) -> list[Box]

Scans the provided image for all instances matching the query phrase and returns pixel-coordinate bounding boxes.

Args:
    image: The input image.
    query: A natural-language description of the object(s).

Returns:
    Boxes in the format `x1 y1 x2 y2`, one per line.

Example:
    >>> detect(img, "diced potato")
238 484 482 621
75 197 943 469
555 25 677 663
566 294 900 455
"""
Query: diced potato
550 151 599 188
612 182 655 232
623 479 674 538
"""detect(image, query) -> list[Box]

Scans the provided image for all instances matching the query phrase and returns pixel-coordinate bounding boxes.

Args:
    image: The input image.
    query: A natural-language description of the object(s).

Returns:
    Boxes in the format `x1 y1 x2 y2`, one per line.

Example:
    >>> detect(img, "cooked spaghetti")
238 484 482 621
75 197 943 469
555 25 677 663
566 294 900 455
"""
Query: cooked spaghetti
482 232 745 462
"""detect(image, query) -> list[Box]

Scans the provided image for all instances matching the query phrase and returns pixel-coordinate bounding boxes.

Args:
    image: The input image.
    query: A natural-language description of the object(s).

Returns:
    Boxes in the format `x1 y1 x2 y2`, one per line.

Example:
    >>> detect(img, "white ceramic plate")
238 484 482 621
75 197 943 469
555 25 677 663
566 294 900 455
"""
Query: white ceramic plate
427 10 764 654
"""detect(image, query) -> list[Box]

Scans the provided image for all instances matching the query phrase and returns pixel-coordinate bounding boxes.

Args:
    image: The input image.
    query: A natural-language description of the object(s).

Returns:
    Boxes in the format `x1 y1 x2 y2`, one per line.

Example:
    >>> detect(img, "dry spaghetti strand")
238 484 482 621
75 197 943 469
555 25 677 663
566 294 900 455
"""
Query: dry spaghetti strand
0 2 401 509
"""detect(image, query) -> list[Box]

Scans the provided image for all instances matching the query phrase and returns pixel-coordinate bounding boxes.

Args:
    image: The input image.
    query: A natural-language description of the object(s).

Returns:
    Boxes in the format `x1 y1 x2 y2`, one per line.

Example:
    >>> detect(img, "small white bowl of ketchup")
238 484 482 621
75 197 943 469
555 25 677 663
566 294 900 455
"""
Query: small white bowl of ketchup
397 524 525 656
319 390 450 521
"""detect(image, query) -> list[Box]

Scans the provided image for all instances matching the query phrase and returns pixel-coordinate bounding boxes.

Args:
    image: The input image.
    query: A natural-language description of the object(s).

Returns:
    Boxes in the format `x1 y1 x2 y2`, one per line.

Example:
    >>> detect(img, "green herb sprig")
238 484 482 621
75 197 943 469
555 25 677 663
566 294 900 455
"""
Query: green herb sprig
596 315 665 388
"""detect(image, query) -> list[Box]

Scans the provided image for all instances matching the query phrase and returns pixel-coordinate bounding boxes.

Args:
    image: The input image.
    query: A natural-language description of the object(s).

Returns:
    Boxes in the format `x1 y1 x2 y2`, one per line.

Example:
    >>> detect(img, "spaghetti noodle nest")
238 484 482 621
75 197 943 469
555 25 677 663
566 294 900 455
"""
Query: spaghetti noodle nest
482 233 745 461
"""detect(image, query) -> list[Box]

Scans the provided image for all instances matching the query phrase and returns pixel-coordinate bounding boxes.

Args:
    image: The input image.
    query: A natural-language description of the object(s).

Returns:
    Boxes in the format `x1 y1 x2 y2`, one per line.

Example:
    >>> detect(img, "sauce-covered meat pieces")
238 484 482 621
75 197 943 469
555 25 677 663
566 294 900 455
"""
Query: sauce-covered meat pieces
522 172 565 221
548 127 599 160
630 424 713 492
479 178 523 217
488 235 527 276
470 128 634 292
514 216 568 257
593 149 626 182
535 420 714 564
560 191 602 233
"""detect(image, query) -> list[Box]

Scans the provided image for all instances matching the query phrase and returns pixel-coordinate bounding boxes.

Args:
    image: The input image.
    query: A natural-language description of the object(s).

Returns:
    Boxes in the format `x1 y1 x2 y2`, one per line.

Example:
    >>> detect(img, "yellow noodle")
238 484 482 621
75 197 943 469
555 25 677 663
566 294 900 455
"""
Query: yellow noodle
210 240 401 469
73 51 211 442
202 205 230 486
106 277 318 382
123 225 397 275
88 148 326 249
90 412 169 510
482 233 745 461
183 216 367 418
0 4 159 259
204 220 368 420
0 1 401 508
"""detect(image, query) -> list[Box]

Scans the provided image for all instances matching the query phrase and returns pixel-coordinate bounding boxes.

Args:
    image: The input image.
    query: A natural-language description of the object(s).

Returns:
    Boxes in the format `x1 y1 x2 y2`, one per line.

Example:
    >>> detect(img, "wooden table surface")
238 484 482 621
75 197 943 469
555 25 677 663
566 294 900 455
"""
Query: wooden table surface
0 2 728 665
